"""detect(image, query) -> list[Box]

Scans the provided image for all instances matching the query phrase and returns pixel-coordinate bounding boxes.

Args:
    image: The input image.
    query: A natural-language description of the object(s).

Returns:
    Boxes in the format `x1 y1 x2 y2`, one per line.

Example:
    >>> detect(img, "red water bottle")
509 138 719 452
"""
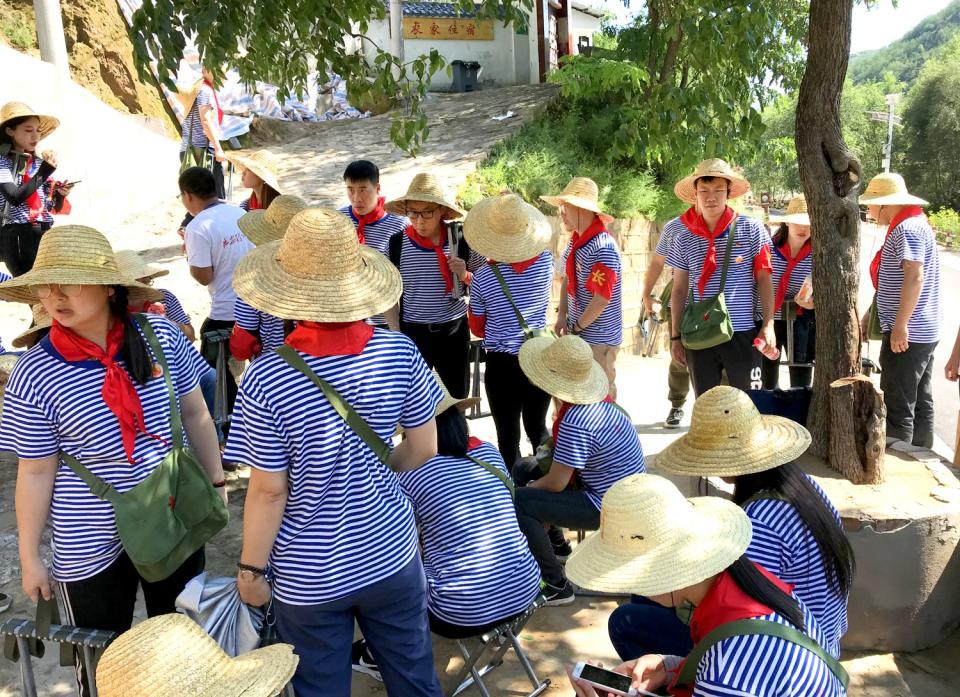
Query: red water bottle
754 338 780 360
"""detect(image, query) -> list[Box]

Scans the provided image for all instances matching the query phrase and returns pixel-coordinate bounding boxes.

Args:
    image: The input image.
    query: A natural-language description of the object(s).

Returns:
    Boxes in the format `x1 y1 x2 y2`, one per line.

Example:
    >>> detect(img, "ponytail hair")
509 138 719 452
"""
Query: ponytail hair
109 286 153 385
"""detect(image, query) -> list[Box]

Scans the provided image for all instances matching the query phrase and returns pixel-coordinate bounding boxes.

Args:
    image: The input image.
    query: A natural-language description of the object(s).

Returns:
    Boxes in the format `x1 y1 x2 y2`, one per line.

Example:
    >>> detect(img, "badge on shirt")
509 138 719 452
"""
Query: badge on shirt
152 363 164 378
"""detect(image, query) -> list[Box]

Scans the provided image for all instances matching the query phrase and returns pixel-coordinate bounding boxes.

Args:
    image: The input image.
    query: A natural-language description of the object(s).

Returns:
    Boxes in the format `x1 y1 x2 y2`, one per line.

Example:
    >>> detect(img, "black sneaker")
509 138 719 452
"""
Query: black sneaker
351 640 382 682
0 593 10 613
553 540 573 562
543 581 575 606
665 407 684 429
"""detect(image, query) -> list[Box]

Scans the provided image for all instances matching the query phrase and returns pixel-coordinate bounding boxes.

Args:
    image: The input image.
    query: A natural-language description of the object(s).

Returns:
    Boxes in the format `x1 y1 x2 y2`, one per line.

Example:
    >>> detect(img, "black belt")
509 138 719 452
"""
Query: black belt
408 317 463 334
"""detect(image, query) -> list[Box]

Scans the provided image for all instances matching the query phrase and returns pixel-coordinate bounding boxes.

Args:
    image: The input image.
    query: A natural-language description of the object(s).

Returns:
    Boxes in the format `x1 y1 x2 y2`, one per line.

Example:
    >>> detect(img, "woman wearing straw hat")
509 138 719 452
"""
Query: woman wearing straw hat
0 226 225 697
762 194 816 389
95 613 298 697
178 66 226 198
565 474 848 697
514 334 645 605
385 172 483 398
352 370 541 681
541 177 623 398
463 193 554 470
666 158 775 396
224 207 444 696
859 172 942 450
1 102 73 276
611 386 854 663
227 150 283 212
115 249 196 342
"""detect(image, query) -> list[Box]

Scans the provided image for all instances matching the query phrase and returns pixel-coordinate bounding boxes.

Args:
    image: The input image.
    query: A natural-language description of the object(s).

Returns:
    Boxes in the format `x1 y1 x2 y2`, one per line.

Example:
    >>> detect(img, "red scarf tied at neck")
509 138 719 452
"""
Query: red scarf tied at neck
21 156 47 223
247 192 263 211
565 217 608 300
49 317 164 464
285 320 374 357
353 197 387 245
774 240 811 314
405 225 455 294
203 79 223 125
679 206 737 296
869 205 926 290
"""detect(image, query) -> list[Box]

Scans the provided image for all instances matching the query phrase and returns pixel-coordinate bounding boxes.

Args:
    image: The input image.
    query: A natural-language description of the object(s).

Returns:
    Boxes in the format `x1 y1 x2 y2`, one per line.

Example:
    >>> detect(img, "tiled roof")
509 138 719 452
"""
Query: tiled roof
395 2 483 18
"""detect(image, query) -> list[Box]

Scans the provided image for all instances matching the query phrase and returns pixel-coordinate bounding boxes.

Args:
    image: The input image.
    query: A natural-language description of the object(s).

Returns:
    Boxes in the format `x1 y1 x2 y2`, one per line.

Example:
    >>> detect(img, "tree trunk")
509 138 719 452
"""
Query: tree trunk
795 0 884 480
828 376 886 483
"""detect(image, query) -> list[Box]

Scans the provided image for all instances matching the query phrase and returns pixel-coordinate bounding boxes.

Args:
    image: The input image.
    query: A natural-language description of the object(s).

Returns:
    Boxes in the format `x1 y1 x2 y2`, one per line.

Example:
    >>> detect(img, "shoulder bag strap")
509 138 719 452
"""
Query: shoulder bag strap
716 217 737 295
490 264 531 334
133 314 182 449
275 345 391 465
466 454 515 497
675 618 849 689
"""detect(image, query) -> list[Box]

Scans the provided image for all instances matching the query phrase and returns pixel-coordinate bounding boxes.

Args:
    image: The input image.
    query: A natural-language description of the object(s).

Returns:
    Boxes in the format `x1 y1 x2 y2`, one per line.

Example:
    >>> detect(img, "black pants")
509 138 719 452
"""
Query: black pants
56 548 205 696
880 334 938 448
685 329 762 396
401 317 470 398
484 351 550 471
761 313 816 389
1 222 50 276
179 149 225 198
200 317 238 431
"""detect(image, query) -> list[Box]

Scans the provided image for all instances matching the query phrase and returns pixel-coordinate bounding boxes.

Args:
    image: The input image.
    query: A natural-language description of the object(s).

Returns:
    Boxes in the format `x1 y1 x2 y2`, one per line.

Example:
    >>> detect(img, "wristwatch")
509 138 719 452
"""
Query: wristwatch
237 562 267 582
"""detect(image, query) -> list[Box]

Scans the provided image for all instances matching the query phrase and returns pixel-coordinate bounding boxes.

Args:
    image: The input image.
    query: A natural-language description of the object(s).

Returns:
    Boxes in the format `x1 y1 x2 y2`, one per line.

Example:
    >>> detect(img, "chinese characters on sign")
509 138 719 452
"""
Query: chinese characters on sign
403 18 495 40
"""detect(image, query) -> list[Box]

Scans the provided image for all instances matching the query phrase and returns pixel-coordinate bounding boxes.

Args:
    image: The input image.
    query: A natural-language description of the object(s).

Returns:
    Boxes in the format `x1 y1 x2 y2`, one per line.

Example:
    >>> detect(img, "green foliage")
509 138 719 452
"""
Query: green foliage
929 208 960 233
0 0 37 52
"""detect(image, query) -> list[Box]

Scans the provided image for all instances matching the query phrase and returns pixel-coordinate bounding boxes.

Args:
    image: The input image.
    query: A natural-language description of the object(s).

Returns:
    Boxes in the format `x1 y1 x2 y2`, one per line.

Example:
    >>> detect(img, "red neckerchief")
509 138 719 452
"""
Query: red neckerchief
869 205 926 290
565 217 607 300
669 564 795 697
489 257 539 274
353 197 387 245
20 156 46 223
129 301 165 316
467 436 484 451
49 317 164 464
284 320 374 357
204 79 223 124
405 225 454 294
679 206 737 296
774 240 811 314
551 396 613 443
247 192 262 211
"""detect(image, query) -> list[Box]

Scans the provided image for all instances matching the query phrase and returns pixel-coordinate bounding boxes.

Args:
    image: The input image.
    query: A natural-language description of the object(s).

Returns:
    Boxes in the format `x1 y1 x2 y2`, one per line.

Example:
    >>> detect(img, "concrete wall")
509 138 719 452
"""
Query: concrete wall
562 8 603 55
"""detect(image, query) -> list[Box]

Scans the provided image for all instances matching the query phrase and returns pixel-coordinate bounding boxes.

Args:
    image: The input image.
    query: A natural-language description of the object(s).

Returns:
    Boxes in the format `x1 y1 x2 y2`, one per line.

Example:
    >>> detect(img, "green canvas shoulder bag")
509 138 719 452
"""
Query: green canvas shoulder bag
679 219 737 351
489 264 554 341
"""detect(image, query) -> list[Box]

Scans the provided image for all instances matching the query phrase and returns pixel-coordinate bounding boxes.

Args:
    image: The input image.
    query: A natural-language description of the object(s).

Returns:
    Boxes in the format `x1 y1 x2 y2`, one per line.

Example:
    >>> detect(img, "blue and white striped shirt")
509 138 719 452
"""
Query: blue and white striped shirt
876 217 942 343
339 206 408 327
180 84 215 152
744 477 848 658
553 402 645 509
771 245 813 321
560 233 623 346
222 329 443 605
159 288 191 327
666 216 771 332
0 153 55 225
656 220 683 259
234 297 285 352
397 233 484 325
396 440 541 626
469 252 554 355
0 315 208 581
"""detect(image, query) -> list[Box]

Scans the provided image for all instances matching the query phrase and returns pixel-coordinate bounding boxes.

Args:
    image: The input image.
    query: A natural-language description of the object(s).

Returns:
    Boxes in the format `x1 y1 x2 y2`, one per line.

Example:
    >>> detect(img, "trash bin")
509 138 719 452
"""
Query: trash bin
450 60 482 93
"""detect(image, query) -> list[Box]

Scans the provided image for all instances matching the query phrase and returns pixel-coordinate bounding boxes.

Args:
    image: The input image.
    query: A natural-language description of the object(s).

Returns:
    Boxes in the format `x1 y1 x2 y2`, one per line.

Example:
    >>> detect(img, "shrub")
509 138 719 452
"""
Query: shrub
929 207 960 248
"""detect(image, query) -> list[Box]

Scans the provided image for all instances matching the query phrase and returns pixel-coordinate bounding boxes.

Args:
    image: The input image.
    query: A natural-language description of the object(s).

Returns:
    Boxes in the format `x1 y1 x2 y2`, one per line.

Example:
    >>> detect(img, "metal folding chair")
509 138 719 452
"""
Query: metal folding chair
466 339 490 420
203 328 234 439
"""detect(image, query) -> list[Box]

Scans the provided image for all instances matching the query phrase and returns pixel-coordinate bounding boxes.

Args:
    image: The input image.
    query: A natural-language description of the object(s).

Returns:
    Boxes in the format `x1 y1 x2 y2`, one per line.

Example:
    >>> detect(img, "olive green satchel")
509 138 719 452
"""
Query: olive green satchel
679 219 737 351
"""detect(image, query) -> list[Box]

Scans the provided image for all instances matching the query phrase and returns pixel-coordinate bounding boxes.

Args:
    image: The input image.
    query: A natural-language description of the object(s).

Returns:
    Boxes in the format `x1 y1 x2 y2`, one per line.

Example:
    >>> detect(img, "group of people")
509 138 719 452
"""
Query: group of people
0 97 958 697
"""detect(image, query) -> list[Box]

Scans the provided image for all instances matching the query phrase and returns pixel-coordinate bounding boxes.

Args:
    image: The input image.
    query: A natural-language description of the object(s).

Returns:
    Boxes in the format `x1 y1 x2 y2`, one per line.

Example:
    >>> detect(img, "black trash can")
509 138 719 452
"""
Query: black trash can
450 60 482 92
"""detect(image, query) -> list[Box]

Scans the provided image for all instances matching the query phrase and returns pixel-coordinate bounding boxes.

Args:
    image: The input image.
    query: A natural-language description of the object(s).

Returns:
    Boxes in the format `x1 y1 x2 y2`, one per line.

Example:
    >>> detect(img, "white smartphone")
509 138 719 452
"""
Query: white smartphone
571 662 660 697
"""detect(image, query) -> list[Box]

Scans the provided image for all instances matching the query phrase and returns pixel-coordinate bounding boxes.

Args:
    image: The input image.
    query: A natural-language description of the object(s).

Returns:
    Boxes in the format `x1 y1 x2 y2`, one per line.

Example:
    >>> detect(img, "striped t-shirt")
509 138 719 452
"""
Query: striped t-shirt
396 440 541 626
180 84 215 151
553 401 645 509
667 216 771 332
234 297 286 352
469 252 554 355
560 233 623 346
876 217 942 343
744 477 848 658
0 153 55 225
396 233 484 325
337 205 409 256
159 288 191 327
656 218 684 259
0 315 208 581
222 329 443 605
771 245 813 321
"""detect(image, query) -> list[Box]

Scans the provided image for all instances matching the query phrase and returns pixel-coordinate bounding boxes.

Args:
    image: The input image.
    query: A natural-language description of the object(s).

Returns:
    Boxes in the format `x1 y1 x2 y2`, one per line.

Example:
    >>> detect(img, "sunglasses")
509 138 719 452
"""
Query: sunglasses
36 283 83 299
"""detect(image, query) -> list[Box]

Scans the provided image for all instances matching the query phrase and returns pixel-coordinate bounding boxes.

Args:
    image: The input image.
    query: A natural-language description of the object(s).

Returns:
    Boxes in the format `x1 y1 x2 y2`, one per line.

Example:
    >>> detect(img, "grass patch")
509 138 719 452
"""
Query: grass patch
0 0 38 52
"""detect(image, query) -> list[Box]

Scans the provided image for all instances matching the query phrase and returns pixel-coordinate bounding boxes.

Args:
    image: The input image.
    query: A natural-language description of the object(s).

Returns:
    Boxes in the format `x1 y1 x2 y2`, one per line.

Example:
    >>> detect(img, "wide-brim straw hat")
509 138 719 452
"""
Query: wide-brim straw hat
114 249 169 283
565 474 752 596
674 158 751 205
463 194 552 263
385 172 466 218
227 150 283 194
433 369 480 414
859 172 928 206
233 207 402 322
174 79 205 115
0 226 162 305
768 194 810 226
518 334 608 404
238 195 309 246
655 386 811 478
540 177 613 222
12 304 52 349
0 101 59 139
95 613 298 697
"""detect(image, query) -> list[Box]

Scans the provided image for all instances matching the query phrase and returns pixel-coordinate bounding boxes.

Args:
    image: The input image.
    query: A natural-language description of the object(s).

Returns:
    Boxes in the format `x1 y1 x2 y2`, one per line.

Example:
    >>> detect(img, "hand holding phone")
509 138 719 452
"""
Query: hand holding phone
570 662 661 697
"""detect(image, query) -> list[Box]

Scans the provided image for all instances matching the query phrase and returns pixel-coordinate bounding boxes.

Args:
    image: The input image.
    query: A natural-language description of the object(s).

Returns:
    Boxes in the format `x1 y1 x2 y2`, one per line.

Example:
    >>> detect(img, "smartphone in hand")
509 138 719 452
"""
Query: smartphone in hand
571 662 660 697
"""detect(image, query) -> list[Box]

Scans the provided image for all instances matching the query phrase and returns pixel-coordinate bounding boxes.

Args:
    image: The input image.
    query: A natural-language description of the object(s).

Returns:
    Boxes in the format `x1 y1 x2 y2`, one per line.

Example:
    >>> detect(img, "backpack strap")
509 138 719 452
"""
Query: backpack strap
675 618 849 690
275 345 392 465
466 454 515 498
716 218 737 295
489 264 532 335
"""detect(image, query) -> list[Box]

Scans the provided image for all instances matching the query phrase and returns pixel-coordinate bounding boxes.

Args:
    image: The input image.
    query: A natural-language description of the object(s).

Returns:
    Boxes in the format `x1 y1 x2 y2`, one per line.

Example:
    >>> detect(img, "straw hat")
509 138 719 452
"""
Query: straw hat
95 613 298 697
12 304 52 349
518 334 608 405
238 195 309 246
540 177 613 221
227 150 283 194
114 249 170 283
0 102 59 140
232 207 402 322
674 158 751 205
655 386 811 478
859 172 928 206
768 195 810 226
385 173 466 218
0 226 162 305
565 474 752 596
433 369 480 414
174 79 205 116
462 194 552 263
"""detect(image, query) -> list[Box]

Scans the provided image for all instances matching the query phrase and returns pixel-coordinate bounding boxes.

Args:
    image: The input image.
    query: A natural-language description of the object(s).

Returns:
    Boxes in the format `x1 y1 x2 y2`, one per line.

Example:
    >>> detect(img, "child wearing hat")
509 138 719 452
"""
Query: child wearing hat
227 150 283 212
224 207 444 696
565 475 847 697
115 249 196 342
0 226 225 697
179 66 226 197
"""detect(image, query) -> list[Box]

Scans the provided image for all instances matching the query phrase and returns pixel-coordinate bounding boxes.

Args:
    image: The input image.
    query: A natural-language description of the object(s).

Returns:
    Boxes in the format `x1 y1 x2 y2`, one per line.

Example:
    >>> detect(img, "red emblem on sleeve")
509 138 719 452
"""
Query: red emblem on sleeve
585 262 618 299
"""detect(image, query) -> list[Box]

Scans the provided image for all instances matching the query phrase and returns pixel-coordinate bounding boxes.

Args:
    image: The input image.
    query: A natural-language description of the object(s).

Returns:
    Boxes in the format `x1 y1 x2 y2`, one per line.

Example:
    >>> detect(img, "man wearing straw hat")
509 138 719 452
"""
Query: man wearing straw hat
541 177 623 398
667 158 775 395
860 172 942 450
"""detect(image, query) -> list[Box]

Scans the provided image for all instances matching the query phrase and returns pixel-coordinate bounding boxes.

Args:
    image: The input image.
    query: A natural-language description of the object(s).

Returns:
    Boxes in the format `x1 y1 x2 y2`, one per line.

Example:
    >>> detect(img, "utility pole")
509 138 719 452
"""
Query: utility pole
882 92 901 172
390 0 404 79
33 0 70 80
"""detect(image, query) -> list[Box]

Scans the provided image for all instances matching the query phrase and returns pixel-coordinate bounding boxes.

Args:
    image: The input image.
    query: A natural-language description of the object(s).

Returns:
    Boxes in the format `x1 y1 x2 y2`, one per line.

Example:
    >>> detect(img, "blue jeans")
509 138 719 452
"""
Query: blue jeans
198 367 222 441
273 555 442 697
608 596 693 661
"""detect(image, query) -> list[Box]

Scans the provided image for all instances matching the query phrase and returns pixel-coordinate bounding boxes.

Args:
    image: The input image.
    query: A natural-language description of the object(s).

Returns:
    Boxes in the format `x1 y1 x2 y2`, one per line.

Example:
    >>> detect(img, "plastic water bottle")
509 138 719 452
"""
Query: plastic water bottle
753 338 781 360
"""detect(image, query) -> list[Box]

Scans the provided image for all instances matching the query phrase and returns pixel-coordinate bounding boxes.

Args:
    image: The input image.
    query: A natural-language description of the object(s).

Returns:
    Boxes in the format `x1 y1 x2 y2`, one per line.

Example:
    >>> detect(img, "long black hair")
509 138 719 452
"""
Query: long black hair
771 223 789 248
733 461 856 597
435 407 468 457
1 115 34 145
109 286 153 385
726 555 805 630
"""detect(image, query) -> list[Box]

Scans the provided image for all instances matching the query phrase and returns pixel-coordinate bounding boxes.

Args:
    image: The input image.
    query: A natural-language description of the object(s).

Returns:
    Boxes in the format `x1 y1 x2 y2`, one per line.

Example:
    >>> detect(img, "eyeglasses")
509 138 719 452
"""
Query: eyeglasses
406 208 438 220
36 283 83 298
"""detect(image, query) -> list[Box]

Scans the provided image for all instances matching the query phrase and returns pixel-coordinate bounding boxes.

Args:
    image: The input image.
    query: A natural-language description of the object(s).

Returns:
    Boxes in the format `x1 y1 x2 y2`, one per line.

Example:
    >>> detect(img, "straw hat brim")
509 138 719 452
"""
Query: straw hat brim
437 394 481 414
463 197 553 263
768 213 810 226
384 193 465 219
0 112 59 140
674 173 751 205
859 192 929 206
565 496 752 596
232 241 402 322
219 643 300 697
227 153 283 195
518 335 609 404
12 321 52 349
238 209 283 247
655 414 811 478
0 269 162 306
